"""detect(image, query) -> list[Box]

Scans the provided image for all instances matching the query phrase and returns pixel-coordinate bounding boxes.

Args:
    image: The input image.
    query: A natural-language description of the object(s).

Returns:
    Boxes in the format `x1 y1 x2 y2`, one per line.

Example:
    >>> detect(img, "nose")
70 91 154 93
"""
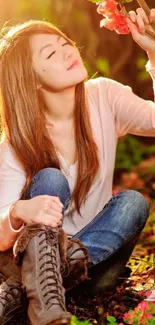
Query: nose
63 46 74 61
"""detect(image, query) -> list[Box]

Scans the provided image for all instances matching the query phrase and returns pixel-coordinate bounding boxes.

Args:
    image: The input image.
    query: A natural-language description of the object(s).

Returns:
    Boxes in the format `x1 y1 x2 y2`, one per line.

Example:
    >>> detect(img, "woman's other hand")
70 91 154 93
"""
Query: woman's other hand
11 195 64 228
127 8 155 65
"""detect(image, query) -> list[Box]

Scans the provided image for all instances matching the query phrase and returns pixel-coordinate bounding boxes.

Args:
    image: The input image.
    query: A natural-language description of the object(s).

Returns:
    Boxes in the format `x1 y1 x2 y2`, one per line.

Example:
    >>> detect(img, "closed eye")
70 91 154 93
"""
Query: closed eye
46 43 71 59
47 51 56 59
62 42 70 46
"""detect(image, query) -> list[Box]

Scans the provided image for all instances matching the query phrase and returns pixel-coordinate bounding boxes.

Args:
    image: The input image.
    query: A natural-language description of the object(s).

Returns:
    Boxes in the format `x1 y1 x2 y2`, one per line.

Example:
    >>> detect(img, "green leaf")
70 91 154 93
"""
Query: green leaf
121 0 133 3
107 315 118 324
71 316 92 325
87 0 102 3
107 316 116 321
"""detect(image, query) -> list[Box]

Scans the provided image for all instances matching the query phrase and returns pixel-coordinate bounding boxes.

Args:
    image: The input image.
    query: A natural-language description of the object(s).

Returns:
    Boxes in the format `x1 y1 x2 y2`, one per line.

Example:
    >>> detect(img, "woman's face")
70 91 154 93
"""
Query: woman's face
30 33 88 91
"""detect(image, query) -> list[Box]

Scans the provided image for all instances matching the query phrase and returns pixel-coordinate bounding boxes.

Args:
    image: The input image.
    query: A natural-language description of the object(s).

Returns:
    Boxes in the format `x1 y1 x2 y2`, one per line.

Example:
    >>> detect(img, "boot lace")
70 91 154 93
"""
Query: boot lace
38 228 66 311
0 282 22 307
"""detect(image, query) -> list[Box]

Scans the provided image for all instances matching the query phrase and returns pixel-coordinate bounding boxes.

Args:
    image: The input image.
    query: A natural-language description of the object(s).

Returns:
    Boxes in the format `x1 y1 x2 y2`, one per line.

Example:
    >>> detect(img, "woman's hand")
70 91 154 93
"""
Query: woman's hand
127 8 155 65
12 195 64 228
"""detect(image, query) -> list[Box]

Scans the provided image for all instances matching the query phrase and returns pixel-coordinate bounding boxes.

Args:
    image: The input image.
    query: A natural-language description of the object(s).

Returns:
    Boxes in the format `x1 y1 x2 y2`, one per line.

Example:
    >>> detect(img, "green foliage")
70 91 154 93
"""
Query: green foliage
71 304 155 325
121 0 133 3
70 316 92 325
107 315 119 324
13 0 52 20
136 56 150 81
88 0 102 3
115 135 155 171
96 57 110 76
123 301 155 325
106 301 155 324
115 135 144 170
136 56 147 70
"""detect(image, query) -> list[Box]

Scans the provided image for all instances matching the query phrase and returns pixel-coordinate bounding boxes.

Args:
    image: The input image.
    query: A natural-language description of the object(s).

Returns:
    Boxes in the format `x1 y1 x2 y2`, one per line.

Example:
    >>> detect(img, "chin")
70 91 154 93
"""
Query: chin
73 69 88 84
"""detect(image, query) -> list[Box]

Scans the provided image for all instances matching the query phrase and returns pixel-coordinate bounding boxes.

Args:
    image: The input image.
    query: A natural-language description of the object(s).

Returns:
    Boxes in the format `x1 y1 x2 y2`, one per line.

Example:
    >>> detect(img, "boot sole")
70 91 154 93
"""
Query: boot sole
29 316 71 325
47 316 71 325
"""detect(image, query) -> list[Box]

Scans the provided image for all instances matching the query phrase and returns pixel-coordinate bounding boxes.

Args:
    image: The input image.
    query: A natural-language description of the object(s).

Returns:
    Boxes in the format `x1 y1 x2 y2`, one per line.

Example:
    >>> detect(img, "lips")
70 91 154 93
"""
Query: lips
67 60 79 70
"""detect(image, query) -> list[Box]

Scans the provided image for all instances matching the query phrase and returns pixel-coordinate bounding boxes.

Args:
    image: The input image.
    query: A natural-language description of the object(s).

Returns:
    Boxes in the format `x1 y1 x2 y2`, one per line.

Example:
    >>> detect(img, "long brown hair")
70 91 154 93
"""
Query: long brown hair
0 20 99 214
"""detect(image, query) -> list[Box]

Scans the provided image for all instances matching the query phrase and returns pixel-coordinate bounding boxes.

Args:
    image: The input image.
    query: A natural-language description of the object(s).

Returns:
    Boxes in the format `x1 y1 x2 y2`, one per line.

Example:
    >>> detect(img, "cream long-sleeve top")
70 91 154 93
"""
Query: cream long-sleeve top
1 65 155 237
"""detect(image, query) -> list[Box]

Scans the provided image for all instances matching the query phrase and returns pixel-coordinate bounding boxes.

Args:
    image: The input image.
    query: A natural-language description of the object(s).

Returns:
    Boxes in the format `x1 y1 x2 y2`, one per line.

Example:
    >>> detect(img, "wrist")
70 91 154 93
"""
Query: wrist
10 201 24 220
9 201 25 231
147 51 155 68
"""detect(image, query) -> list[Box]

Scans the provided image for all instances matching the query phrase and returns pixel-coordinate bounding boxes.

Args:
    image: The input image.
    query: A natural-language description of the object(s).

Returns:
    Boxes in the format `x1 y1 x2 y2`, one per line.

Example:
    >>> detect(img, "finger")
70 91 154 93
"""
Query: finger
136 14 146 34
43 206 63 220
46 208 63 220
41 195 63 209
136 8 149 25
50 196 64 208
42 198 63 214
49 201 63 213
41 214 61 227
128 11 137 23
150 9 155 23
44 219 60 227
126 19 140 40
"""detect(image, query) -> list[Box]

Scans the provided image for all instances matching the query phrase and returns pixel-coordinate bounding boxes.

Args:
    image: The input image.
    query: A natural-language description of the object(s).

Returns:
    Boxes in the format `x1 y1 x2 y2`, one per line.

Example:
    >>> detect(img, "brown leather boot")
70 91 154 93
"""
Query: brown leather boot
13 224 71 325
0 277 27 325
60 237 90 291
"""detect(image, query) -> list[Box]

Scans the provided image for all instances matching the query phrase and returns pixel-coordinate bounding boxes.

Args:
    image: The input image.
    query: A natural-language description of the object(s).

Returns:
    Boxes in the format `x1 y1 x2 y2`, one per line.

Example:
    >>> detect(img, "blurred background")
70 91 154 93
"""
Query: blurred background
0 0 155 189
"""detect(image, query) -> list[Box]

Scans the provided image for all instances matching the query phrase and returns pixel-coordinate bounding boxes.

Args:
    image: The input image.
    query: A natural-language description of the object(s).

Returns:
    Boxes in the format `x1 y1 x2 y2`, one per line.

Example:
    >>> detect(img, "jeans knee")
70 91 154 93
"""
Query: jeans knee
24 168 71 208
120 189 150 227
33 168 68 188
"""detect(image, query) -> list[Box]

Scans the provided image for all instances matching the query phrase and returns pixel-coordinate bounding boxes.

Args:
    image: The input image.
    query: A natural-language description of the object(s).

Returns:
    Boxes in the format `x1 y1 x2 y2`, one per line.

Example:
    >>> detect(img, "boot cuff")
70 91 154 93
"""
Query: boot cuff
13 223 44 266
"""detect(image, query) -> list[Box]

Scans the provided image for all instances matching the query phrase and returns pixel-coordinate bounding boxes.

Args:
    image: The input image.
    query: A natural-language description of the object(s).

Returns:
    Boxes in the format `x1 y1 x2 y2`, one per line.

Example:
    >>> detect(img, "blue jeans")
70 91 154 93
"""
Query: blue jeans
23 167 149 269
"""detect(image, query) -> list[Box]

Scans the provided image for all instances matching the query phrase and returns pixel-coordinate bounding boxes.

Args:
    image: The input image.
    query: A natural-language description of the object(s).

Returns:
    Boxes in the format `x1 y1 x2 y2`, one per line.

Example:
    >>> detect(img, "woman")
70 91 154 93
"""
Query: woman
0 7 155 325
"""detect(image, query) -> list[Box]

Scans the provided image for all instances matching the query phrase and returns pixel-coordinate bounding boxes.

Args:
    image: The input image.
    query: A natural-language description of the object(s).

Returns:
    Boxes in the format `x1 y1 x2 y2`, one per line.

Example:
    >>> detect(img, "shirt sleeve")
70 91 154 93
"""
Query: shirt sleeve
99 75 155 138
0 141 26 216
146 61 155 100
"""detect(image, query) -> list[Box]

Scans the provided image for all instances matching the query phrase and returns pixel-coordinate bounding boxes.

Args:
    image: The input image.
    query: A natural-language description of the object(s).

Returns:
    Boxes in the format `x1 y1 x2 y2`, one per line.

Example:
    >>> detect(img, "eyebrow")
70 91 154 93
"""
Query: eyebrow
39 35 62 55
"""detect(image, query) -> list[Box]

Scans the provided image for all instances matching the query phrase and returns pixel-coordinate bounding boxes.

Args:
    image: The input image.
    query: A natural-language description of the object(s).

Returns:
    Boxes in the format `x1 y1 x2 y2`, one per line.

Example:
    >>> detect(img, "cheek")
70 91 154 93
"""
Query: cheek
39 69 66 88
43 61 64 76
